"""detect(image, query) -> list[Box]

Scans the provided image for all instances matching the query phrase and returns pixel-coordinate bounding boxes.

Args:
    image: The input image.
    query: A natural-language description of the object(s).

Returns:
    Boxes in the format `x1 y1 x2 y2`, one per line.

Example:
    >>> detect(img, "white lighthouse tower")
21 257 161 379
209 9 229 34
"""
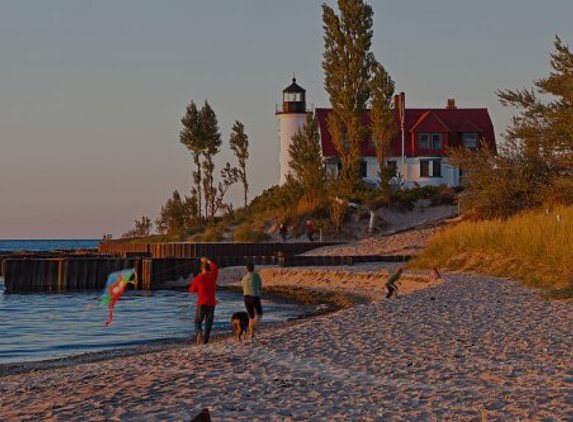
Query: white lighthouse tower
276 77 311 185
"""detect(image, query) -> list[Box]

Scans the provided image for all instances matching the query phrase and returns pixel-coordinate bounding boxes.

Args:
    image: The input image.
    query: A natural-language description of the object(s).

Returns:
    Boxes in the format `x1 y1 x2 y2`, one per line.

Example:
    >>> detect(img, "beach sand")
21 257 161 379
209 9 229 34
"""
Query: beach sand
218 264 441 303
1 272 571 421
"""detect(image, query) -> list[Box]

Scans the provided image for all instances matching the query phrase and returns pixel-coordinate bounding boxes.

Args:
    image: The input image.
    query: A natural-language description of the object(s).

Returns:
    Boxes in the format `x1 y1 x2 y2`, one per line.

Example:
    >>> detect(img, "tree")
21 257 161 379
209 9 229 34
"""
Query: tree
322 0 376 189
180 101 205 218
497 36 573 173
326 174 352 233
122 216 153 238
155 191 194 237
369 61 397 200
199 101 222 220
213 162 239 217
448 145 546 219
229 121 250 208
288 114 326 209
450 36 573 218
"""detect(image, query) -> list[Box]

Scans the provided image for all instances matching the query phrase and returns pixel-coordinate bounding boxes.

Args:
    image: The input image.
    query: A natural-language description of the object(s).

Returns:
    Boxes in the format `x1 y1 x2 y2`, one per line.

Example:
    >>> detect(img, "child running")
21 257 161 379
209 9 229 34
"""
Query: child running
385 267 403 299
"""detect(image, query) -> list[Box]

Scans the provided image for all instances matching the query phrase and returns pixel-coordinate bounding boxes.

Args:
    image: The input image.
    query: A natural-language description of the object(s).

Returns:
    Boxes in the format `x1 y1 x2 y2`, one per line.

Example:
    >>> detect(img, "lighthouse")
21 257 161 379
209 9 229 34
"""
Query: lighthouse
276 77 311 185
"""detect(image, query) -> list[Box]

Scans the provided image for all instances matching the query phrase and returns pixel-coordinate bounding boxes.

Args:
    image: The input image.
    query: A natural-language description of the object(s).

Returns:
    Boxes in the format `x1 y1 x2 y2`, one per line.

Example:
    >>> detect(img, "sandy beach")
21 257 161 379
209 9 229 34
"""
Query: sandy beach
1 271 571 421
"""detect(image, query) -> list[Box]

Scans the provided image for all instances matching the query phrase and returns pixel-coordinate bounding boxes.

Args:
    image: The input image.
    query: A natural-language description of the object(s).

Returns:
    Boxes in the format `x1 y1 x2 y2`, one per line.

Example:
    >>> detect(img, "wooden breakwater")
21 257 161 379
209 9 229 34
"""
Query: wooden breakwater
281 254 411 267
1 241 411 292
2 257 200 293
98 241 343 259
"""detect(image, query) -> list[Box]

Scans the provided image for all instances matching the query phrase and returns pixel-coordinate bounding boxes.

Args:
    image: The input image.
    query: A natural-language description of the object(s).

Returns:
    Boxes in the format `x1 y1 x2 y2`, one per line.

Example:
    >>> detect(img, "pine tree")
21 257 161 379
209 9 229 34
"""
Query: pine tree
322 0 376 189
288 114 325 209
229 121 250 208
122 216 153 238
497 36 573 172
369 61 396 200
155 191 188 237
179 101 204 218
449 36 573 218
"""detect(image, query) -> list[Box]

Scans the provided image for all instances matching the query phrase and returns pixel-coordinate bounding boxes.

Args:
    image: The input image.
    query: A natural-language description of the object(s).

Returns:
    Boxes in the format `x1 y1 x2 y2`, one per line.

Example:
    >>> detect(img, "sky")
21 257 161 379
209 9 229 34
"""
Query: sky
1 1 572 239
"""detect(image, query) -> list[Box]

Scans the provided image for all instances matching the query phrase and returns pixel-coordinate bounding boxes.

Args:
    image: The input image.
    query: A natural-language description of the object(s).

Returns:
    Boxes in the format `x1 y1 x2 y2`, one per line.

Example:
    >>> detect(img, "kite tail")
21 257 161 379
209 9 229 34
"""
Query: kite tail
105 308 114 326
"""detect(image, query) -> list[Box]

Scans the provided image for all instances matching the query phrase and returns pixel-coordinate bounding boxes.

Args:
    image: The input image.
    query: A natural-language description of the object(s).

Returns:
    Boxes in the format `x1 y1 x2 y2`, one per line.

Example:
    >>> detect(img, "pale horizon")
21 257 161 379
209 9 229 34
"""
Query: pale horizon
2 1 572 239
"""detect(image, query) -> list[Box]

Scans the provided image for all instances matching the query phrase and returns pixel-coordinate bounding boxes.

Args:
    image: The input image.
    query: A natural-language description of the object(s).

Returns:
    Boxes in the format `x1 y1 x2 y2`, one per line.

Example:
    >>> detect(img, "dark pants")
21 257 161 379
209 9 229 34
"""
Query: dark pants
386 284 397 299
307 232 314 242
195 305 215 344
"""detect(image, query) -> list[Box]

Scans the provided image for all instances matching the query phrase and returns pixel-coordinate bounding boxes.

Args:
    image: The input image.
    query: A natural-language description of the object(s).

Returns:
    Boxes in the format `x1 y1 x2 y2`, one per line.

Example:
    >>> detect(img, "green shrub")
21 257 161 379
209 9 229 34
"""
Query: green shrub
233 223 268 242
390 184 458 209
189 225 223 242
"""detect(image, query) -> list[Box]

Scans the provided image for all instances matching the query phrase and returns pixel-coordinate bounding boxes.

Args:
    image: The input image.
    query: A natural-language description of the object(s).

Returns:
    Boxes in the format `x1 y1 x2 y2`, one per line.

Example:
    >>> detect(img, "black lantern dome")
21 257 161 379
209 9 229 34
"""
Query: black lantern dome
281 77 306 113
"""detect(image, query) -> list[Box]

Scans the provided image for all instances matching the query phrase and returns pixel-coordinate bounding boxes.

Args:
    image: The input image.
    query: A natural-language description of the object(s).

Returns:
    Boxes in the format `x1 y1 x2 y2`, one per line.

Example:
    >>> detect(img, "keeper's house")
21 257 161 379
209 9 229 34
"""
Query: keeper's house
276 78 496 188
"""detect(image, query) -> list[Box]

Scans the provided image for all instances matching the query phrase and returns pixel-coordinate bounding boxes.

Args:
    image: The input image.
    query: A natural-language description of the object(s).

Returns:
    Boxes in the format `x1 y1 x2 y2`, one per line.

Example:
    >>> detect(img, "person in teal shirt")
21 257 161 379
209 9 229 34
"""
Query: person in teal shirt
241 262 263 339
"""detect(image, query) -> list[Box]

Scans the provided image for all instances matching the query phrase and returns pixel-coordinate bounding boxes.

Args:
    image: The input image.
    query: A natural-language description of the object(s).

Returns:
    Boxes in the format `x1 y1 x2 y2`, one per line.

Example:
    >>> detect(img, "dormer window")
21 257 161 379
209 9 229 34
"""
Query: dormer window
462 132 479 149
419 133 442 149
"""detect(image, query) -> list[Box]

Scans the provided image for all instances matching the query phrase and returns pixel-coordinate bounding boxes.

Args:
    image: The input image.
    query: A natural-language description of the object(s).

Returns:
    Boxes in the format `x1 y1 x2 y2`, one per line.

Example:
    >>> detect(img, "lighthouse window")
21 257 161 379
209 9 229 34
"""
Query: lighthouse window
284 92 302 102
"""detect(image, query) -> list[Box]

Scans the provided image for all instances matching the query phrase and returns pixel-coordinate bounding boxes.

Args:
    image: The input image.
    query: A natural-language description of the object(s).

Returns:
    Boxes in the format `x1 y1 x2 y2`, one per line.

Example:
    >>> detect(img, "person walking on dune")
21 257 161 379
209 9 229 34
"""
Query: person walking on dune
385 267 403 299
189 257 219 345
241 261 263 339
306 219 315 242
279 222 288 242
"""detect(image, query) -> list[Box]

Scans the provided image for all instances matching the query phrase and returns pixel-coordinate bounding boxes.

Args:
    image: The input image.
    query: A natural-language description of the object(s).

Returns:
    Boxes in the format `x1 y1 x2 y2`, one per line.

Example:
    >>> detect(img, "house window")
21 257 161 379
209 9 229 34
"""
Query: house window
462 132 479 149
419 133 430 149
420 160 430 177
386 160 397 177
432 133 442 149
433 160 442 177
420 159 442 178
419 133 442 149
367 135 375 149
360 160 368 178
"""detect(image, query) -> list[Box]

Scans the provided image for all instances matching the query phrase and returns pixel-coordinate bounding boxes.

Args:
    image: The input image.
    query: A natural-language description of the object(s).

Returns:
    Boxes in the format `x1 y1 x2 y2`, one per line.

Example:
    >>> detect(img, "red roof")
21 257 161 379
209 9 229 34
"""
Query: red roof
315 107 496 157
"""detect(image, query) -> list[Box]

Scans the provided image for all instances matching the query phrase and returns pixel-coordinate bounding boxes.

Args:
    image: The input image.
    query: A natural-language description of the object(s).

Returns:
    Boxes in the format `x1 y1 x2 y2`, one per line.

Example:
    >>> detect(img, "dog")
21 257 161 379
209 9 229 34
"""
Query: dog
231 311 249 343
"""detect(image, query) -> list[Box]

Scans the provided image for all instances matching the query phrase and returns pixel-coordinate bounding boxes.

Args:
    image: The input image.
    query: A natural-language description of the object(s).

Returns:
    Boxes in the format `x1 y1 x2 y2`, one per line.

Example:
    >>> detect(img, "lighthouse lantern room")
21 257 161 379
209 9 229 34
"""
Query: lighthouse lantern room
276 77 311 185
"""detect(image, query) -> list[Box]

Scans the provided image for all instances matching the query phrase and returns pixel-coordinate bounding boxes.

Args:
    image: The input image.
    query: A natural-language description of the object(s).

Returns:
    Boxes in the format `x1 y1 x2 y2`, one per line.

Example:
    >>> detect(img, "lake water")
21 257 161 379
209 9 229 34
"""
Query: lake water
0 239 310 364
0 239 99 252
0 286 310 364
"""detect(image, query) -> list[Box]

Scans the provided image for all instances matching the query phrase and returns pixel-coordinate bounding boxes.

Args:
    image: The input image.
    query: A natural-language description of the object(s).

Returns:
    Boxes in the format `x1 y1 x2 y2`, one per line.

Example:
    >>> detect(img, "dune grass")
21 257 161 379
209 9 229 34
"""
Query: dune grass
410 206 573 298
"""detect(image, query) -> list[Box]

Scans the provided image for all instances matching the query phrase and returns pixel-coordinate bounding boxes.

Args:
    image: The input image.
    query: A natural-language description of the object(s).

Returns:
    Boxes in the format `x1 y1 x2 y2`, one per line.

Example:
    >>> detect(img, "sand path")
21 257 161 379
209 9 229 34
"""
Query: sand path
1 274 571 421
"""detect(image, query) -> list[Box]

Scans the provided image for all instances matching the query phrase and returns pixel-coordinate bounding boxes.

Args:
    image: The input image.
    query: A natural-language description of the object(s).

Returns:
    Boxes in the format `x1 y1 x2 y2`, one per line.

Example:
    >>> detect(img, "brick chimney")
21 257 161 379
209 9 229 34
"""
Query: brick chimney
446 98 457 109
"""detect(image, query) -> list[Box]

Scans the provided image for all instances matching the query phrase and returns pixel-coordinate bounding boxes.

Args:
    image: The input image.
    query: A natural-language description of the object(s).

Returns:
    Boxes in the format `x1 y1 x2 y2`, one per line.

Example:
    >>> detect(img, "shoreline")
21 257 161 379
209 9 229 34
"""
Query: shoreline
1 272 570 420
0 257 439 377
0 284 357 378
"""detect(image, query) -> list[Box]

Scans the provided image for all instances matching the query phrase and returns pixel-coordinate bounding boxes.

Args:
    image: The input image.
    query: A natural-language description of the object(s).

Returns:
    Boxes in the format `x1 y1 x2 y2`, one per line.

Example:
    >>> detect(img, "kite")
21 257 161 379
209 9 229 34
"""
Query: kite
100 269 138 325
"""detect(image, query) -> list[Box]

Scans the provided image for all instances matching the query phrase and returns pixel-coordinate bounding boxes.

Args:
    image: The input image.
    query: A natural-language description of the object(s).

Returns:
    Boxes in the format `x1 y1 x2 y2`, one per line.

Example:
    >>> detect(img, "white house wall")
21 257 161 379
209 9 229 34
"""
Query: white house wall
327 156 459 187
401 157 458 187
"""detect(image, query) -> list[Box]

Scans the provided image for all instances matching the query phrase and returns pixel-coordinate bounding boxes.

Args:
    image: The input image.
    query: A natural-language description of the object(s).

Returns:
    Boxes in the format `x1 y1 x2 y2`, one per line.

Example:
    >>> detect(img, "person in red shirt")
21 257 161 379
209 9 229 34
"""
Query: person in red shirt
306 219 315 242
189 257 218 345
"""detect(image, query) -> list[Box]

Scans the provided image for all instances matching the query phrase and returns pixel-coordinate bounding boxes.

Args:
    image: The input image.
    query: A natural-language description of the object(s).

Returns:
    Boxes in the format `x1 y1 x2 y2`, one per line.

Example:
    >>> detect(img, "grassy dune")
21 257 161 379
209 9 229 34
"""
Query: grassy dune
410 206 573 299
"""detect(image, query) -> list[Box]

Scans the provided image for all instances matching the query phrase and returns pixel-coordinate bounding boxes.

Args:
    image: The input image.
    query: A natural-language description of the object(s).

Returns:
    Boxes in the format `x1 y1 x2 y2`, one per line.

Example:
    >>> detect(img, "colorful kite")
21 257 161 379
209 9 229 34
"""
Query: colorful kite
100 269 138 325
